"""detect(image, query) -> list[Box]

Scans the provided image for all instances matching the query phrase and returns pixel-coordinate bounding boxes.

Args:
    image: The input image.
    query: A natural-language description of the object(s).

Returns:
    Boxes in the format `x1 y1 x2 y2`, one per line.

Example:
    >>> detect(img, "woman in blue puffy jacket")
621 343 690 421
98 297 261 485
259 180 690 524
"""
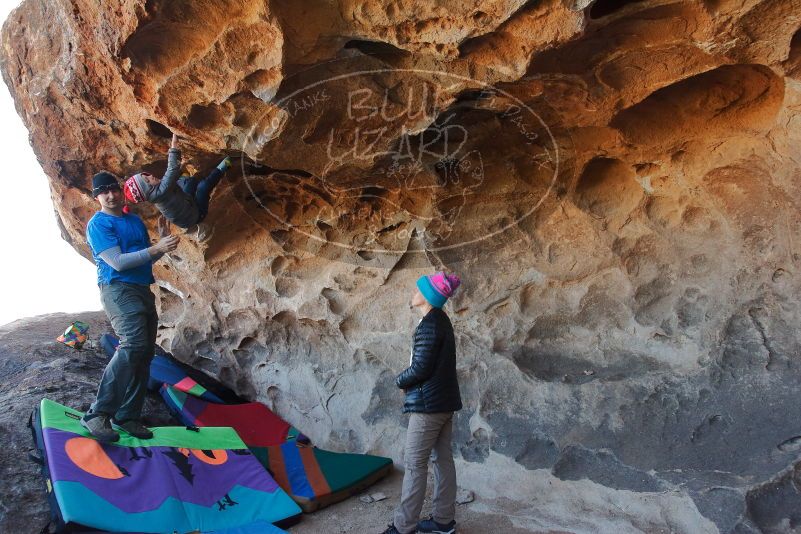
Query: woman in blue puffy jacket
383 272 462 534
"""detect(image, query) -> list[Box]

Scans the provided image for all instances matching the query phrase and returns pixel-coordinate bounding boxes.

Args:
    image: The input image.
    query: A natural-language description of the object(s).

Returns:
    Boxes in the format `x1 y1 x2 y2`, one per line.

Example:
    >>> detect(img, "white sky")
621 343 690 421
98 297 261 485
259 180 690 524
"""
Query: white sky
0 0 100 326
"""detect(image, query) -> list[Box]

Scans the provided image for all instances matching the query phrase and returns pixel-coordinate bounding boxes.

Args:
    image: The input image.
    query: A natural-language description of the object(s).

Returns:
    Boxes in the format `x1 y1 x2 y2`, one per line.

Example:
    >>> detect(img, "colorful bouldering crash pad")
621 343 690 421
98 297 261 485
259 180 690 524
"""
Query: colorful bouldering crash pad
206 522 287 533
249 441 394 512
160 385 294 447
161 386 393 512
57 321 90 350
29 398 301 533
100 333 240 403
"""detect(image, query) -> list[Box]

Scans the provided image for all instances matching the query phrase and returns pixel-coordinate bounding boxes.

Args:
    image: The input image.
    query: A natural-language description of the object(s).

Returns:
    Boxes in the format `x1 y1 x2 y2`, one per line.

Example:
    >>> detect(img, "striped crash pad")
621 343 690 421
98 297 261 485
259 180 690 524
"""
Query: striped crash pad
100 333 239 404
160 386 393 512
30 398 300 533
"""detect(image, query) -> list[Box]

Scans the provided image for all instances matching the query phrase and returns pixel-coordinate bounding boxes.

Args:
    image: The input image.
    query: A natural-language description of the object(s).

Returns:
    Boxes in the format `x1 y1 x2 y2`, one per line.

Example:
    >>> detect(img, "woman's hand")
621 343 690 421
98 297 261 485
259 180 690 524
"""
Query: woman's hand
171 133 179 149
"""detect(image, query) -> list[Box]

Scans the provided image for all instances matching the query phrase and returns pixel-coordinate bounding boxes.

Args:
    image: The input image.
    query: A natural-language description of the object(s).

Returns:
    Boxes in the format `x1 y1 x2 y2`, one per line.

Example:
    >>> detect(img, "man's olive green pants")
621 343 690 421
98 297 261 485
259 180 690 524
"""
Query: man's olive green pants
89 282 157 422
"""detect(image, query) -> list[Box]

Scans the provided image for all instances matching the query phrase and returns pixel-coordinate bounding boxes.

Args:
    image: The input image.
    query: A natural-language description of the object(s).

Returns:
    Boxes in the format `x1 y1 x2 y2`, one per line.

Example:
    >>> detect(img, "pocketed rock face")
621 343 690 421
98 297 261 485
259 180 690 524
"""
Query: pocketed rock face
3 1 801 532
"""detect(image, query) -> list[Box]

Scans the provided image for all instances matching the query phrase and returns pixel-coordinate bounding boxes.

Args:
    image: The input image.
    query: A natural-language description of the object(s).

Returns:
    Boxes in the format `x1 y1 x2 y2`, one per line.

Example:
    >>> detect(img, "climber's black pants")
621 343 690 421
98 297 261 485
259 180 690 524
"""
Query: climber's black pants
178 167 225 224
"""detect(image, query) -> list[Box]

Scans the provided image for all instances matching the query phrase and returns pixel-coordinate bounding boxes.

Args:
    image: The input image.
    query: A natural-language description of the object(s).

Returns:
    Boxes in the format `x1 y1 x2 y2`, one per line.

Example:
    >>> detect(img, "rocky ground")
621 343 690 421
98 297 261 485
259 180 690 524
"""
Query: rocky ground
291 470 551 534
0 312 176 533
0 312 549 534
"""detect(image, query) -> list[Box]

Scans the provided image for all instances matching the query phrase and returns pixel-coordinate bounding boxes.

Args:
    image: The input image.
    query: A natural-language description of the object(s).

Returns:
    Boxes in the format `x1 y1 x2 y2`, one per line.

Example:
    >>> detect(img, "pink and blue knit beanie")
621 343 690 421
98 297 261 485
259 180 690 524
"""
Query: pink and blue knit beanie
417 271 461 308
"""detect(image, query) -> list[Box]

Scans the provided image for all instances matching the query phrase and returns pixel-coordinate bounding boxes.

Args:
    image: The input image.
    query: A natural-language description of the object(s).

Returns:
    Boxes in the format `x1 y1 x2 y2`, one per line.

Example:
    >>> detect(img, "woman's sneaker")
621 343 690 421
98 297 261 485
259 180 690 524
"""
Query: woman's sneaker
111 419 153 439
417 516 456 534
80 413 120 443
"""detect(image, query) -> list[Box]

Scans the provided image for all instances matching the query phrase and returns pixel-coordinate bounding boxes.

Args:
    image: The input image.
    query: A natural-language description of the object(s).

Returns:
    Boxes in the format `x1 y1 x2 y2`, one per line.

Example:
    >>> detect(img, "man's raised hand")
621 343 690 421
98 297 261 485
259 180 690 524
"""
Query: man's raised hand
151 235 180 256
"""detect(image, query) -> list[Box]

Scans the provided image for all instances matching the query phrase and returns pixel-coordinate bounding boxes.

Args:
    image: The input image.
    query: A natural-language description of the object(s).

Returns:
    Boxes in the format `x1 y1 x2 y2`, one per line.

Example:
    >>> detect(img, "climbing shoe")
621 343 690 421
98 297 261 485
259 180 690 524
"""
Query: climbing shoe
80 413 120 443
379 525 404 534
217 156 232 171
111 418 153 439
417 516 456 534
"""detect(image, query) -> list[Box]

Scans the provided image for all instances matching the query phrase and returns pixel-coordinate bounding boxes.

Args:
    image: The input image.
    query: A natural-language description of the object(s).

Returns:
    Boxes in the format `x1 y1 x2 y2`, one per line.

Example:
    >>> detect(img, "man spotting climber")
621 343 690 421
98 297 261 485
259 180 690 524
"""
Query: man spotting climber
81 171 179 442
383 272 463 534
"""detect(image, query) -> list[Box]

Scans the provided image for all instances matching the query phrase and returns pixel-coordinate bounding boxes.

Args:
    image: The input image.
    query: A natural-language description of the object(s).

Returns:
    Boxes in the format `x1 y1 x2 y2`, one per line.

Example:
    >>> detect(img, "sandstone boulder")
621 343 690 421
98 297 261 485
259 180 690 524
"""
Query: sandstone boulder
2 1 801 531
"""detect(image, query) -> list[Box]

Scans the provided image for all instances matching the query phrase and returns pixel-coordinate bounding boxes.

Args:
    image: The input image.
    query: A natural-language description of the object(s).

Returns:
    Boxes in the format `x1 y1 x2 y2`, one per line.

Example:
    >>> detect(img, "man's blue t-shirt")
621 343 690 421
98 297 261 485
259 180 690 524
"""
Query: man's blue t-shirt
86 212 154 286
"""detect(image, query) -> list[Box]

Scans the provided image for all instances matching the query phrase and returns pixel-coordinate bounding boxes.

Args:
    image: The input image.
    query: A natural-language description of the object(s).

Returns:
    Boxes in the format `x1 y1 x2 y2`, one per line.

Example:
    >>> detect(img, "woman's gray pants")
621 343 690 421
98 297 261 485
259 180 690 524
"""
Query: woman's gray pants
394 412 457 533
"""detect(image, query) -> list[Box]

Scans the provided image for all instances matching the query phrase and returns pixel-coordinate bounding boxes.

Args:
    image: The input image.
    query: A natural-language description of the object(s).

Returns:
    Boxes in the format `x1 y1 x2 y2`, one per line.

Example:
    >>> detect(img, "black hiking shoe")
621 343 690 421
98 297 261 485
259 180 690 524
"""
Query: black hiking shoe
379 524 404 534
111 418 153 439
417 516 456 534
80 413 120 443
